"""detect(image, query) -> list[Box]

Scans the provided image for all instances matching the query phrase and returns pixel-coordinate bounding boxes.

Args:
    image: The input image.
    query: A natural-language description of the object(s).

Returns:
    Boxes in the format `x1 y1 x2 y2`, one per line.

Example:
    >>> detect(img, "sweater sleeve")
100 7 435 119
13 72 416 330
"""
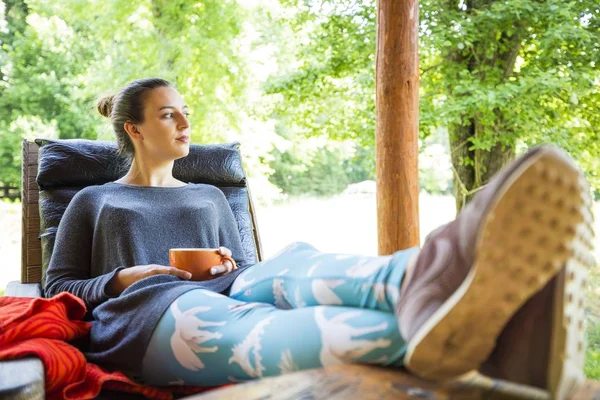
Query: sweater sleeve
44 189 123 309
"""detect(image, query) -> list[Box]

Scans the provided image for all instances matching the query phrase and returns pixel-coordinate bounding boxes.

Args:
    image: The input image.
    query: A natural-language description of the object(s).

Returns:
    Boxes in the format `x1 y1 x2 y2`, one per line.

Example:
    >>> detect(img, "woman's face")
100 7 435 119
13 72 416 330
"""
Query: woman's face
135 86 191 161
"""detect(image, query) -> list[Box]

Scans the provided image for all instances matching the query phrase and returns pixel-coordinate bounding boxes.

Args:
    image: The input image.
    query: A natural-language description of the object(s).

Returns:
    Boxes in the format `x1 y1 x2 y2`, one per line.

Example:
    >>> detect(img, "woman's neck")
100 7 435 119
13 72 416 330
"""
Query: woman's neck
116 157 185 187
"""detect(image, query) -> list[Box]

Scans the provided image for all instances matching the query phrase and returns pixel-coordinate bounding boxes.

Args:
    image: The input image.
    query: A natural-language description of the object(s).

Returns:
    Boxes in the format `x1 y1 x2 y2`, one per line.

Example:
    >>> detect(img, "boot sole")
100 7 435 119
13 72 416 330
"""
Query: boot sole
549 264 590 399
405 147 596 396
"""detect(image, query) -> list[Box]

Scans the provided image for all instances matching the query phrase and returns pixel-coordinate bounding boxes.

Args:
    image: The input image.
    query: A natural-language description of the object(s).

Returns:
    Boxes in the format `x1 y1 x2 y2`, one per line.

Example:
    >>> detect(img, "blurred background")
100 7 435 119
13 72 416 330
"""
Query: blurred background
0 0 599 377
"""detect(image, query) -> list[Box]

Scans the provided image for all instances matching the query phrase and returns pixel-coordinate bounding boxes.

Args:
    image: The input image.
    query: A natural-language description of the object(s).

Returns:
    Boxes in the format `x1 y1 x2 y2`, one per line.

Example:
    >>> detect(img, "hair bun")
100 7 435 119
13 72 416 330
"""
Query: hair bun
97 95 114 118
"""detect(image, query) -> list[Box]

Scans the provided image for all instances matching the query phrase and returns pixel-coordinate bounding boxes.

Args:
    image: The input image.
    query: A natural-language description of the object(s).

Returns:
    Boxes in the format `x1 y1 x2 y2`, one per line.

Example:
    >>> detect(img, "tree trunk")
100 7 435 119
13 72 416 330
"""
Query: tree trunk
449 122 475 212
447 1 522 213
474 140 515 187
450 123 515 213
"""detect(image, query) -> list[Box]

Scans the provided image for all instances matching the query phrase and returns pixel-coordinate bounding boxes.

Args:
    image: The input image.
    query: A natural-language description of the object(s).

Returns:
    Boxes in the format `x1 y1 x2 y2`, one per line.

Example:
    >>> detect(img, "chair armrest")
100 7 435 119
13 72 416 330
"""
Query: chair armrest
1 282 45 399
0 358 45 400
5 282 42 298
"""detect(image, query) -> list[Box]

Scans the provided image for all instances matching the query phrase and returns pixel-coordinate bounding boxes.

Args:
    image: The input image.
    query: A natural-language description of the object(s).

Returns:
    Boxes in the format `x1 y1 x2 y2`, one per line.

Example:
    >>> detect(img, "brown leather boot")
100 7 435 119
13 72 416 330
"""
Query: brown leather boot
395 145 596 391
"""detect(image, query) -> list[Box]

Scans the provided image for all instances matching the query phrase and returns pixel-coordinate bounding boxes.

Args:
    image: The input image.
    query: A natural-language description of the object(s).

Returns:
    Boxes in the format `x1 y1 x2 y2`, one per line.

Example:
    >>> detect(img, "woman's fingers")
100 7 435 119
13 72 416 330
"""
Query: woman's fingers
218 246 232 257
210 265 227 275
177 269 193 279
210 260 233 276
215 247 235 275
154 265 192 280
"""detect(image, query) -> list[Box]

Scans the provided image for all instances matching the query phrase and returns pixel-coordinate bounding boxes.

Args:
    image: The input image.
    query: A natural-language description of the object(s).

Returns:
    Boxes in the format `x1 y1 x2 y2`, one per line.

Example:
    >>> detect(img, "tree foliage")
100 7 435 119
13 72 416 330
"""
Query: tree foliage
421 0 599 208
0 0 248 187
0 0 598 203
263 0 600 206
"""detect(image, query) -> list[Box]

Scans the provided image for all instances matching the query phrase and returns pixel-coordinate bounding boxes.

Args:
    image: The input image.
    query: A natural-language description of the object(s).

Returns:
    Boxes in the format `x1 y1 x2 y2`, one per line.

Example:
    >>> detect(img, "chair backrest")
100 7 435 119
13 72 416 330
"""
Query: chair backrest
20 139 263 286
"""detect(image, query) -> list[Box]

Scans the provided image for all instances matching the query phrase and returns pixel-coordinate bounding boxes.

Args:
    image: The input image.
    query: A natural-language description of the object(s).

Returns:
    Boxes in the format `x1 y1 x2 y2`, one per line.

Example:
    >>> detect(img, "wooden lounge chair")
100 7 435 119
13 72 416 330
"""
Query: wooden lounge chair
2 138 598 399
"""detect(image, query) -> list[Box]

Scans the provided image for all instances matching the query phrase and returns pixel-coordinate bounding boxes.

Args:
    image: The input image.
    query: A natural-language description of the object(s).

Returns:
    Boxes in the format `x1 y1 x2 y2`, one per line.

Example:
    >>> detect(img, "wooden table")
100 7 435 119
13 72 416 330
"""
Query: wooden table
181 364 568 400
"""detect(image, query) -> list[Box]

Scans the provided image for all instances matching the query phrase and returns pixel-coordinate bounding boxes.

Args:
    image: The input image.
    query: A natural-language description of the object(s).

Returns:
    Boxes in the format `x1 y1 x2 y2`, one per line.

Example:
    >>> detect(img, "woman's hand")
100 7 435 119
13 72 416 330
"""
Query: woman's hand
108 264 192 296
209 246 238 276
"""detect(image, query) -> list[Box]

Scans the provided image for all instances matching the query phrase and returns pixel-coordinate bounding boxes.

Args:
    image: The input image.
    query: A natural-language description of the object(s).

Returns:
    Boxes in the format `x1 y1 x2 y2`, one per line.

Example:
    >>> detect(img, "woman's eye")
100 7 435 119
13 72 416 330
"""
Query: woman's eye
163 113 173 118
184 112 190 117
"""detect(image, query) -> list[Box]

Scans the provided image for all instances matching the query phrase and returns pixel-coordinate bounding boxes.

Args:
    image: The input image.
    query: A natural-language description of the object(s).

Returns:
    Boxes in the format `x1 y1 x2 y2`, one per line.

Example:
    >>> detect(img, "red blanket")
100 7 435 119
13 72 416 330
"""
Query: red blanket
0 292 221 400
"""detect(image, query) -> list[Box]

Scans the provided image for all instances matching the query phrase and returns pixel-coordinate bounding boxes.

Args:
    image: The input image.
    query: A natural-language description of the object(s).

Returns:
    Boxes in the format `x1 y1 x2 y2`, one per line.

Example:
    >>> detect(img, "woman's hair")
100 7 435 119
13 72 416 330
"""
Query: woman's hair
96 78 173 159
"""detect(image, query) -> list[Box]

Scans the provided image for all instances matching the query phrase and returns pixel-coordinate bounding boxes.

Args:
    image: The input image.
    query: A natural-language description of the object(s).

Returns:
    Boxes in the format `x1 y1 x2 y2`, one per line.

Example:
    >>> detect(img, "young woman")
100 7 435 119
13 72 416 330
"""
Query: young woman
44 78 595 397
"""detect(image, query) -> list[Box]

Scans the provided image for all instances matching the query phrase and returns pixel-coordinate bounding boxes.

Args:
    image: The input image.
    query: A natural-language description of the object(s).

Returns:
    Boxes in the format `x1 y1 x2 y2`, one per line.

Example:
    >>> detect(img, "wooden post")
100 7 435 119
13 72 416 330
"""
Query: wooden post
375 0 420 254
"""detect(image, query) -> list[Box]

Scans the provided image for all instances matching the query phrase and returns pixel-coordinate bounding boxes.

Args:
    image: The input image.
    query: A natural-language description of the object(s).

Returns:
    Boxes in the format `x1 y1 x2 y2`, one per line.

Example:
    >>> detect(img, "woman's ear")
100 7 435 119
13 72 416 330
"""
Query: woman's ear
124 121 143 142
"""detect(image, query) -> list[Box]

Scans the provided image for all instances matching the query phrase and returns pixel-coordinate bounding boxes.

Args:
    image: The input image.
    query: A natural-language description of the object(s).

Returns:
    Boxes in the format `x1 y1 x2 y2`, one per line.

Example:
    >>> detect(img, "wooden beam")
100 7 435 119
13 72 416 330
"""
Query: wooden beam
375 0 420 254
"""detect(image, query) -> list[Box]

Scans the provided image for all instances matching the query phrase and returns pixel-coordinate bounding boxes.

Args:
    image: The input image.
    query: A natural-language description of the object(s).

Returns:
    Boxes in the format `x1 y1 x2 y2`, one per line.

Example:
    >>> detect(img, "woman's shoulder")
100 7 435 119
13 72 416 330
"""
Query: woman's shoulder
185 184 231 209
69 183 119 205
75 182 116 195
186 183 226 196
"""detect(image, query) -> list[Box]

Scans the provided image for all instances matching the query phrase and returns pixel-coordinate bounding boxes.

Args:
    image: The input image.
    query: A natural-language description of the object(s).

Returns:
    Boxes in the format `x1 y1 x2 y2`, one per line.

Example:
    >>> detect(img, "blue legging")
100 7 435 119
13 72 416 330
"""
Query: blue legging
141 242 419 386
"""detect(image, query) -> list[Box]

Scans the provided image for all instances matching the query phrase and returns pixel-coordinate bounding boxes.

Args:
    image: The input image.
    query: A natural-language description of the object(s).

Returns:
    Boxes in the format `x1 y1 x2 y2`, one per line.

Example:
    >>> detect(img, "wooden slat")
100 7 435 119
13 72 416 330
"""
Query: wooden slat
27 166 37 179
26 217 40 233
26 247 42 267
27 180 39 192
27 142 39 154
26 148 38 158
23 143 42 284
246 182 263 262
25 203 39 219
26 232 40 246
26 190 39 204
26 266 42 284
21 214 27 284
21 185 29 205
21 140 31 283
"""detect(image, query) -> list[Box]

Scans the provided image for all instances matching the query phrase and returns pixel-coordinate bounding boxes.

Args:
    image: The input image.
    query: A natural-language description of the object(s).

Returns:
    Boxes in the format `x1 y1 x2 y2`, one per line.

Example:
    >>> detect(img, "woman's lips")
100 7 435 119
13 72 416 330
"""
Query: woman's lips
176 136 189 143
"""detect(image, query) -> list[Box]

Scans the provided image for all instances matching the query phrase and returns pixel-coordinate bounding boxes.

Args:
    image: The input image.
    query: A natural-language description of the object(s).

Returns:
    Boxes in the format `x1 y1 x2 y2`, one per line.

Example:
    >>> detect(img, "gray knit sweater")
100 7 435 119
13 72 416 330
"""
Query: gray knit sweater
44 182 252 379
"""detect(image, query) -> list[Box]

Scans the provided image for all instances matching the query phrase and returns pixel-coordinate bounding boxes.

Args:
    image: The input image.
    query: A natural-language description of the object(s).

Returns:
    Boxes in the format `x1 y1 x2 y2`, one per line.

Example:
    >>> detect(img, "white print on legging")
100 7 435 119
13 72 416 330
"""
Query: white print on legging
314 307 391 366
345 256 393 278
169 300 226 371
228 316 274 378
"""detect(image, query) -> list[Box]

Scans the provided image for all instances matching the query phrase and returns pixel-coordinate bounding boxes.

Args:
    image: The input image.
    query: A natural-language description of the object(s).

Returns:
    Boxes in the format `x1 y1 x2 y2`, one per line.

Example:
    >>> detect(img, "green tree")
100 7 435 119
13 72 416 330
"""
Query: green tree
421 0 599 209
0 0 99 187
0 0 250 188
263 0 600 210
39 0 249 143
263 1 376 148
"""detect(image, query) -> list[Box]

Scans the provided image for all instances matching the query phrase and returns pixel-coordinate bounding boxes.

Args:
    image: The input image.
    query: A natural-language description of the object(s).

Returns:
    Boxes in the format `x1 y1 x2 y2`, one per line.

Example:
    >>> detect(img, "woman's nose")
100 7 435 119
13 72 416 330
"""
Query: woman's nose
177 114 190 129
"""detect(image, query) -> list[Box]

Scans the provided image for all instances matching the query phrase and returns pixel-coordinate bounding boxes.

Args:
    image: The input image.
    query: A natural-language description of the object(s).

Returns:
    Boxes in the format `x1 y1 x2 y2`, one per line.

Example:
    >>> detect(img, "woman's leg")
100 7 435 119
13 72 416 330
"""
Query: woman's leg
141 288 406 386
229 242 419 313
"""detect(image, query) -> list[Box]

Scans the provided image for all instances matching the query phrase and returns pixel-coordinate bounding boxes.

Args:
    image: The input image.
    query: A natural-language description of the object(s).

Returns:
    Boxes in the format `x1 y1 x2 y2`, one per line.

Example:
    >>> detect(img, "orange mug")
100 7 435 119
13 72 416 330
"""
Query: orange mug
169 248 236 281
